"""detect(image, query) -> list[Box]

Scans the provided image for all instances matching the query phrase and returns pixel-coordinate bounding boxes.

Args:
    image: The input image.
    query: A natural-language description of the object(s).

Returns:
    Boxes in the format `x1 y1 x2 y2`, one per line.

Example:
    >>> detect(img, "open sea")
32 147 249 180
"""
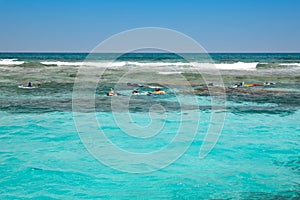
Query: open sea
0 53 300 199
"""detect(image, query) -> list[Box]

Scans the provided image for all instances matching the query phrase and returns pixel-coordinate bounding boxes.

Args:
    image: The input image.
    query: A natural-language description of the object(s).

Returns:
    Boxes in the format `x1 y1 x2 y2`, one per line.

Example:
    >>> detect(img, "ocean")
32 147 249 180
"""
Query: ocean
0 53 299 199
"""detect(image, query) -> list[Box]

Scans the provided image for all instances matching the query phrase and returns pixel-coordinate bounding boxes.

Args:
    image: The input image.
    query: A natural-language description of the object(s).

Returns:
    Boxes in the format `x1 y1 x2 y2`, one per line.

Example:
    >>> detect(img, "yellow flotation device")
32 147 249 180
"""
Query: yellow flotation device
152 90 166 95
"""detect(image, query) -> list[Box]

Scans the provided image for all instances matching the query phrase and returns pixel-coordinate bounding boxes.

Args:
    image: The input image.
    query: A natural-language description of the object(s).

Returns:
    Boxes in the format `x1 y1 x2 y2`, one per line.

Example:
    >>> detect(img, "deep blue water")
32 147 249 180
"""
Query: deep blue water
1 52 300 63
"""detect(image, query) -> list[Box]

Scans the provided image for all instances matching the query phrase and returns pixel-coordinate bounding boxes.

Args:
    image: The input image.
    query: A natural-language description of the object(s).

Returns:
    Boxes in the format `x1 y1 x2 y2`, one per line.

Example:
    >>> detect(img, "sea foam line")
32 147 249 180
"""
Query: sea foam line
0 59 25 65
214 62 258 70
279 63 300 67
40 61 260 70
40 61 126 67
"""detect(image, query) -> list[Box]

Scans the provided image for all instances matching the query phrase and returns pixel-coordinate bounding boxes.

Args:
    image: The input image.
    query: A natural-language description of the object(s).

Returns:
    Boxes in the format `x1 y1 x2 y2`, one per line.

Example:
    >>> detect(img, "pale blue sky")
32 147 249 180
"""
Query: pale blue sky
0 0 299 52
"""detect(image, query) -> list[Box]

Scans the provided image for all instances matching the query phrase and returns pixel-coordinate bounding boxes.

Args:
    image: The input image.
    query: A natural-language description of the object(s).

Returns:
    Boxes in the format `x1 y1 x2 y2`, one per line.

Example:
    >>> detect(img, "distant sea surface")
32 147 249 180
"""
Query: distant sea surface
1 53 299 199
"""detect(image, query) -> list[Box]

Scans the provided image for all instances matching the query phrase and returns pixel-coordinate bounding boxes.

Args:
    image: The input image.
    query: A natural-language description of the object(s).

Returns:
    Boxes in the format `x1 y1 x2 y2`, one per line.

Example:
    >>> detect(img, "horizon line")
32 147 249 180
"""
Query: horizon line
0 51 300 54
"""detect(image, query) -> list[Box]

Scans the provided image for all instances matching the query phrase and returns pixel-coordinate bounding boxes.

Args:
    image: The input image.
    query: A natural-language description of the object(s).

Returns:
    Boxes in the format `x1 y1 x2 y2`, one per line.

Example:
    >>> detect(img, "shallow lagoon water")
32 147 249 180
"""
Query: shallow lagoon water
1 110 299 199
0 53 300 199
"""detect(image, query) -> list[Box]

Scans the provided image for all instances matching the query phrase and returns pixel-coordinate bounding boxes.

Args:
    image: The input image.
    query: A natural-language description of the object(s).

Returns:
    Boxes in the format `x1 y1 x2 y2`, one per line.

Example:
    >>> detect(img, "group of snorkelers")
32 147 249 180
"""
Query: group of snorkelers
106 86 166 96
232 81 276 88
132 87 166 95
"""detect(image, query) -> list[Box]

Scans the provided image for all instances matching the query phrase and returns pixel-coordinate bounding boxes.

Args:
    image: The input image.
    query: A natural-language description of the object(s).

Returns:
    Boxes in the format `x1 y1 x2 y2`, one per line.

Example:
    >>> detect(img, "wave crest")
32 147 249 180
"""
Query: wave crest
0 59 25 65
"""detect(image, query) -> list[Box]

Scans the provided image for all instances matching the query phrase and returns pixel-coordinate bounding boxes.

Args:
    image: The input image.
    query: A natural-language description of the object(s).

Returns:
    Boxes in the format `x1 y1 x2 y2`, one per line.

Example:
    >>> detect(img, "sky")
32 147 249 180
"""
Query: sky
0 0 299 52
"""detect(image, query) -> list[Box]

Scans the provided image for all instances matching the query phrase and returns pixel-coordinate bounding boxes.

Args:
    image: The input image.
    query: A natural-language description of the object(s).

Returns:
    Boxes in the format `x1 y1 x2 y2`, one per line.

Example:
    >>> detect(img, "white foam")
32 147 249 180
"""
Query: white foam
41 61 84 66
0 59 25 65
40 61 126 67
187 62 258 71
40 61 190 68
127 61 190 67
214 62 258 70
40 61 260 71
279 63 300 67
158 71 182 75
111 61 127 67
128 61 258 70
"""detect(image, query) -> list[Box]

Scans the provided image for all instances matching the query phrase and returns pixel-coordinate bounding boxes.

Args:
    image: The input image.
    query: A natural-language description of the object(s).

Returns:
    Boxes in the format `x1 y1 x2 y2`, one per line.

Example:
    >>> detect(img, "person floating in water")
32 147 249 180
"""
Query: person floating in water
107 88 115 96
132 90 138 95
151 88 166 95
232 81 244 88
264 82 276 86
18 81 41 89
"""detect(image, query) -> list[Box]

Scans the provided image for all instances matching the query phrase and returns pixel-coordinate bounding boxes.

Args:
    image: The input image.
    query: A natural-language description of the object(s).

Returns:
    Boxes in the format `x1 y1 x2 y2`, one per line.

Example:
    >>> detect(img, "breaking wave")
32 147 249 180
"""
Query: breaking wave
0 59 25 65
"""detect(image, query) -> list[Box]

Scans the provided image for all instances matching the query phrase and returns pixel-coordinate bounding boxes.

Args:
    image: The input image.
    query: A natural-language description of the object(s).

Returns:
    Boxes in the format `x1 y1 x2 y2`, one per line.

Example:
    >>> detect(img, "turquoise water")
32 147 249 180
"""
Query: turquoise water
1 110 299 198
1 53 300 199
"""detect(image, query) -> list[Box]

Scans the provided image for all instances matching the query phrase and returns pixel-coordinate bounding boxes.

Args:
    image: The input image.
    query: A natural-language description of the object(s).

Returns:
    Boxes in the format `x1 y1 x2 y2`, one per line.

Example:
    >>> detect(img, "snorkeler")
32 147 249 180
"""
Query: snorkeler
152 88 166 95
107 88 115 96
132 90 138 95
232 81 244 88
264 82 276 86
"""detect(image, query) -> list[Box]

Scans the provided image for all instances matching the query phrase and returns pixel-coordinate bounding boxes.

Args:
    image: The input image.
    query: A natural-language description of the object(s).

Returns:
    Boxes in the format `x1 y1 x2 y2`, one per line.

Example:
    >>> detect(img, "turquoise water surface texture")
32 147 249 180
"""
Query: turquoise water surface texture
0 53 299 199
